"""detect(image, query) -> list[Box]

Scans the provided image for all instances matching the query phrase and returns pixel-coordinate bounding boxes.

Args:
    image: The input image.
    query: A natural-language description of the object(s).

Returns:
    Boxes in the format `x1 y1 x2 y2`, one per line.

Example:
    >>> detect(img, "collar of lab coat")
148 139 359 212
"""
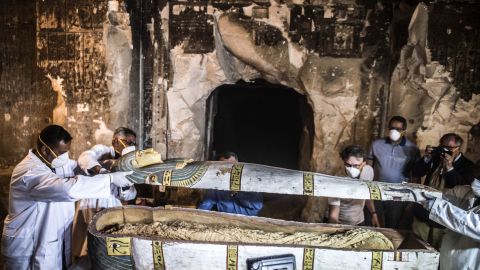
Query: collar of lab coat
28 149 53 171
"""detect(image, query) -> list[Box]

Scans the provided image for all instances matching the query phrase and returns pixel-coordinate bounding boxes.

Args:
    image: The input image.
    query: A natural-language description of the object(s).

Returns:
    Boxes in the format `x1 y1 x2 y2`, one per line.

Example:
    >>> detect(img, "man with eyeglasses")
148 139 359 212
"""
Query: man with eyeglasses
368 116 420 229
411 133 475 248
328 145 379 227
72 127 138 262
1 125 133 269
78 127 138 175
414 133 474 190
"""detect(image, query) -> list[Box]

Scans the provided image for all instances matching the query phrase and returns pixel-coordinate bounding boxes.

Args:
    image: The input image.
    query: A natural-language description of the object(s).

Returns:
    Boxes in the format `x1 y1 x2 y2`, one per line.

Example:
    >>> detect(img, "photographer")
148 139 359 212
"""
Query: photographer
413 133 474 189
411 133 474 248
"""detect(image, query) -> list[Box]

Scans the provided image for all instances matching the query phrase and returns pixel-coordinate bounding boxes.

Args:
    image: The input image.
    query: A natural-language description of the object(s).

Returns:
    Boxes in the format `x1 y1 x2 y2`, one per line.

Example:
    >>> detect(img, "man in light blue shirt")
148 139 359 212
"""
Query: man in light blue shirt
368 116 420 228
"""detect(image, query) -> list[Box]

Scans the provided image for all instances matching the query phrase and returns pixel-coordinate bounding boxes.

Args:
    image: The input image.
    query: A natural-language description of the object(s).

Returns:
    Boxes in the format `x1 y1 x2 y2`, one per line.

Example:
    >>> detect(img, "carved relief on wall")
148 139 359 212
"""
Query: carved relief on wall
169 1 214 53
36 0 114 157
288 3 364 57
428 1 480 101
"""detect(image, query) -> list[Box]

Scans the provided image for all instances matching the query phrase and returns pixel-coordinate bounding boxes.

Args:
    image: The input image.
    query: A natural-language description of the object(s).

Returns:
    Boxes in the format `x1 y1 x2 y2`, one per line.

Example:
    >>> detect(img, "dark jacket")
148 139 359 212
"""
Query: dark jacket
412 153 474 227
412 153 474 188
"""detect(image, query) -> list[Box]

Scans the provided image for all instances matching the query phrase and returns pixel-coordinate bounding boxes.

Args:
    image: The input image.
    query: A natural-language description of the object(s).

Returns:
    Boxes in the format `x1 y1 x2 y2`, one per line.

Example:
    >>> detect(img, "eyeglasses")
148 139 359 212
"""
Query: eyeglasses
344 163 363 169
118 138 137 146
389 127 405 131
441 145 459 150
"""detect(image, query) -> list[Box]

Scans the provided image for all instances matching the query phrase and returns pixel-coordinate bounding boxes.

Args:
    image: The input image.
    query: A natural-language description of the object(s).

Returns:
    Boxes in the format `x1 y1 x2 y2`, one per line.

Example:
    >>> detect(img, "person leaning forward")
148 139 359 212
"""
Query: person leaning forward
1 125 133 270
73 127 137 260
328 145 379 227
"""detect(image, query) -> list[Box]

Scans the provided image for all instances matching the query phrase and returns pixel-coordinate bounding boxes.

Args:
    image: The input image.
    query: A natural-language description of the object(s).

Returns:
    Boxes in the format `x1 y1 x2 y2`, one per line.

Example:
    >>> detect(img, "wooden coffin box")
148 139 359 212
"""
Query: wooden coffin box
88 206 439 270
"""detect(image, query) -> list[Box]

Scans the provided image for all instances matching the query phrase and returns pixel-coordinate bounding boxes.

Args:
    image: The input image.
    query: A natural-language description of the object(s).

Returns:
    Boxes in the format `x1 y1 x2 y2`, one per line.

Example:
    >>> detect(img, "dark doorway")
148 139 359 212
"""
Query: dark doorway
207 79 310 170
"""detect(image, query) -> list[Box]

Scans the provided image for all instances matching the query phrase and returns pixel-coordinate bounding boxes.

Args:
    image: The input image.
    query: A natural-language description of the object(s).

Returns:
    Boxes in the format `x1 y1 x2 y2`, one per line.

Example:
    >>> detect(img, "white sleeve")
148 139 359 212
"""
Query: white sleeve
360 165 374 181
328 197 341 206
25 171 112 202
77 144 113 173
117 185 137 201
429 198 480 242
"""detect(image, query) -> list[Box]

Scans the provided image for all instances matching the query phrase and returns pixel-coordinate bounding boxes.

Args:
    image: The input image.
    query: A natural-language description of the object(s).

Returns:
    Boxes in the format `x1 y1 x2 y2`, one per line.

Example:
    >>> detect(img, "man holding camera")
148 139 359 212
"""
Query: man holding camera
413 133 474 189
411 133 475 248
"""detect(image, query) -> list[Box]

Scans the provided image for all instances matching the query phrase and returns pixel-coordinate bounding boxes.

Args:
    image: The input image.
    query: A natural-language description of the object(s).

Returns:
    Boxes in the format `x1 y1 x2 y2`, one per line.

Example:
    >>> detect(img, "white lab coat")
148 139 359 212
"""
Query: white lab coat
428 186 480 270
73 144 136 259
76 144 136 212
1 150 115 269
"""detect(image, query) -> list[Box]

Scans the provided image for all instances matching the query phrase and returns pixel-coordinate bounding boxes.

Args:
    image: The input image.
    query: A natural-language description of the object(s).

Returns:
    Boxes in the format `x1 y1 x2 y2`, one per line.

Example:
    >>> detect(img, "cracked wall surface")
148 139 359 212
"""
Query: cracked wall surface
2 0 478 224
159 1 390 181
0 0 133 165
389 3 480 162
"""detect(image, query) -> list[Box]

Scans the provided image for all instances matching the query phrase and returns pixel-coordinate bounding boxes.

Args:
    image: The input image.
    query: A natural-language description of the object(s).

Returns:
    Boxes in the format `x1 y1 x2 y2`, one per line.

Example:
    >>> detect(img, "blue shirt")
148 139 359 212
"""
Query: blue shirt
198 190 263 216
368 137 420 183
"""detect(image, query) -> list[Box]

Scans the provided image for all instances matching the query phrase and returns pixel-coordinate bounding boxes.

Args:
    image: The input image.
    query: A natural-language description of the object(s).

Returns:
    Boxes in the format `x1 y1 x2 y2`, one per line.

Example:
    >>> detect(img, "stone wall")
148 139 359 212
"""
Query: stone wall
389 3 480 161
153 0 392 177
1 1 479 215
0 0 134 165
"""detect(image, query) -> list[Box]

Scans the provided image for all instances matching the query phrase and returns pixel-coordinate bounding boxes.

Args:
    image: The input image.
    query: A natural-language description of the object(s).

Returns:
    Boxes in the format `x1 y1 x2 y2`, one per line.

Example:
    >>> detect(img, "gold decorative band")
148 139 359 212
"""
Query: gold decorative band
371 251 383 270
394 251 402 261
230 164 243 192
162 170 172 186
153 241 165 270
226 245 238 270
303 173 314 195
106 237 131 256
367 182 382 200
303 247 315 270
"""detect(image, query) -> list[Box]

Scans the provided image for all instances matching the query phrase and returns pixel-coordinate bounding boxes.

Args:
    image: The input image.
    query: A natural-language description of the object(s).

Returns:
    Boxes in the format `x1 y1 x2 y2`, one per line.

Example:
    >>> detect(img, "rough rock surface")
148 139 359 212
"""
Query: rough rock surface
389 3 480 161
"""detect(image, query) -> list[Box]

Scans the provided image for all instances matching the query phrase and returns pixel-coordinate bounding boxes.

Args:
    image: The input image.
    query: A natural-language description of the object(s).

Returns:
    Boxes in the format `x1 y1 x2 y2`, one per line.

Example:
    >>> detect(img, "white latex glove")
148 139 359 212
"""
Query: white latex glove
109 171 134 187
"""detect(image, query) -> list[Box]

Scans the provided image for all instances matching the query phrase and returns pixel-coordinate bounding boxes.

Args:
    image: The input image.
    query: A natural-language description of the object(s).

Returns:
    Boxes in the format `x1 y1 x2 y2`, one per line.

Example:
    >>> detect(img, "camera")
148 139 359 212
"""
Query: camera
430 146 453 157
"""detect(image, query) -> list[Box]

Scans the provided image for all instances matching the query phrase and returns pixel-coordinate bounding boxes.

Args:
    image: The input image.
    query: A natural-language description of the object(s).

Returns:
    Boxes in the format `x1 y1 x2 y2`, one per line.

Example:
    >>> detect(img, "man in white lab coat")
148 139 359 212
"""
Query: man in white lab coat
1 125 133 269
422 176 480 270
73 127 137 259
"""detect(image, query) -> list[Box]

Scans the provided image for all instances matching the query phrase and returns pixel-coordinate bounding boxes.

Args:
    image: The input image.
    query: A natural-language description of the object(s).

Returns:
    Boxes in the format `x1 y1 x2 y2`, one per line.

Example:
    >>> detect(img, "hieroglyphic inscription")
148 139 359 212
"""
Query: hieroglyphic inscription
226 245 238 270
106 237 131 256
303 248 315 270
152 241 165 270
371 251 383 270
303 173 314 195
162 170 172 186
367 182 382 200
230 164 243 192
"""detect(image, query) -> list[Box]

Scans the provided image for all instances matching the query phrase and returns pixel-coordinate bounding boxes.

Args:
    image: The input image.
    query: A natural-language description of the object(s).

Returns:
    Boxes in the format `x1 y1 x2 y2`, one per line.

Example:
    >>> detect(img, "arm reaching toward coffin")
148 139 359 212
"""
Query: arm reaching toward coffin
78 144 114 175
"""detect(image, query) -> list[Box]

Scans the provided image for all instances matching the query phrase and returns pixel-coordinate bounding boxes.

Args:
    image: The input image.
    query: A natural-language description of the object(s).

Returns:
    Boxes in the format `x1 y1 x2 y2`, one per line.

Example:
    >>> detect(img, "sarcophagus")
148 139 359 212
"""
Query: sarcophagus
88 206 439 270
113 150 441 202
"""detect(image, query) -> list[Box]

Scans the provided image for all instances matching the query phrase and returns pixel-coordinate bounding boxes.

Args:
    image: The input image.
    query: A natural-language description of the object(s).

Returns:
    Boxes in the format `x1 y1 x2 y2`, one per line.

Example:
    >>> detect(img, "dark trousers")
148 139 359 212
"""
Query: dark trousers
381 201 407 229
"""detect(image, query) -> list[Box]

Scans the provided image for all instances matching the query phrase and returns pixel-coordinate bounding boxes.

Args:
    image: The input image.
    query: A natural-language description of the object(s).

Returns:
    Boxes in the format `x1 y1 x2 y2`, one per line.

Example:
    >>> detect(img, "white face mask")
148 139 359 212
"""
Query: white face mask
121 146 136 156
472 178 480 197
389 129 402 141
51 151 70 168
345 167 361 178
